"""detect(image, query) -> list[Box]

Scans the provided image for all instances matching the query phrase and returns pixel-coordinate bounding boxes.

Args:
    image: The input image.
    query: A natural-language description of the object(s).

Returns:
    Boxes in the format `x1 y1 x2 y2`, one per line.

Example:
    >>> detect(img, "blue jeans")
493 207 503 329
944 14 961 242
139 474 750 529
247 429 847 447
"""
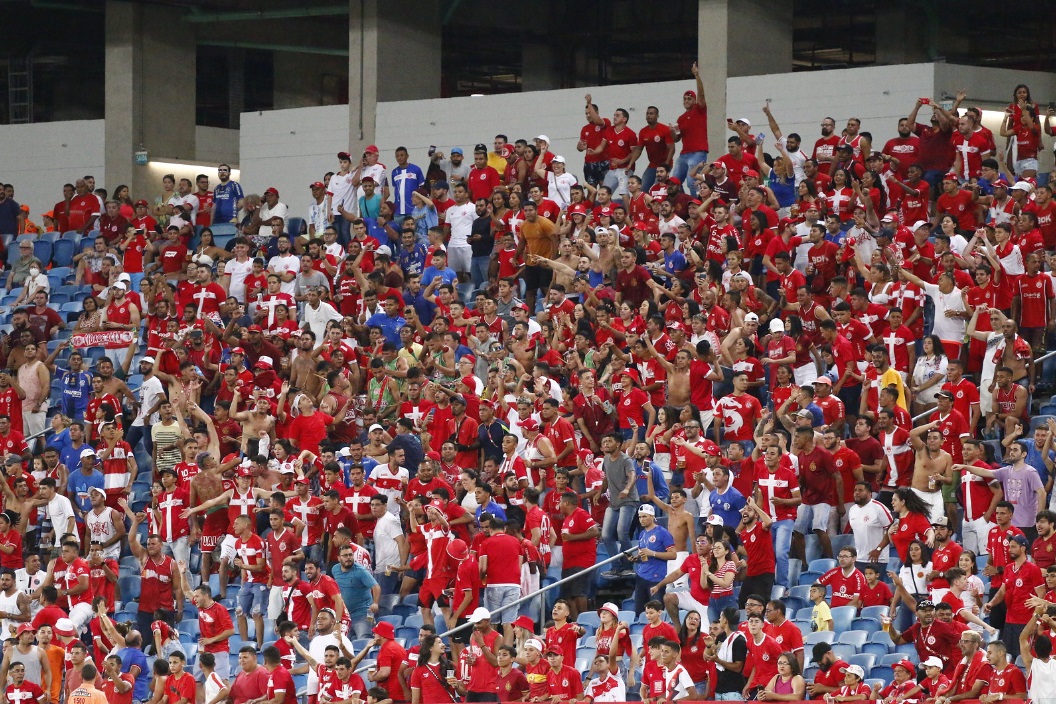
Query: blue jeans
470 255 490 287
673 150 709 195
771 519 794 589
708 593 737 625
335 216 351 245
602 503 637 569
641 167 658 191
634 576 665 613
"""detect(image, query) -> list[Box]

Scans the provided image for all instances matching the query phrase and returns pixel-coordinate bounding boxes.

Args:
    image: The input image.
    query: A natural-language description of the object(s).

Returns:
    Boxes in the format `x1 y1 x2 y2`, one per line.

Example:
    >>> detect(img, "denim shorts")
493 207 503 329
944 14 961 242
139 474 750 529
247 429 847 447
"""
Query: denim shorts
237 582 268 617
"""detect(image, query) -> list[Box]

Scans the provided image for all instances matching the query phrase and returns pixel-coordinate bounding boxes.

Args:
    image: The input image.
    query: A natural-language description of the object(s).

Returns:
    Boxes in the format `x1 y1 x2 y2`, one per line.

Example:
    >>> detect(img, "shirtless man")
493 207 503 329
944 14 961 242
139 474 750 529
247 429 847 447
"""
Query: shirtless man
230 389 276 456
579 227 619 281
908 425 953 523
288 332 320 392
94 358 138 417
187 452 237 594
644 470 695 554
649 345 693 409
362 424 390 461
995 317 1034 389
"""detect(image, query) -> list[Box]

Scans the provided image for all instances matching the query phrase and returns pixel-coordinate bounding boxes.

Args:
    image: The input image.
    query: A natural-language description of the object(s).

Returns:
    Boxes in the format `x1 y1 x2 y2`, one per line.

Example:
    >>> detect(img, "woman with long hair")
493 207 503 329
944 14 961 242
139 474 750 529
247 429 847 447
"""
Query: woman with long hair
410 634 456 704
910 335 948 416
191 227 233 266
678 610 713 697
75 295 104 332
889 538 933 631
956 550 988 632
759 652 806 701
152 173 176 229
825 168 856 223
703 540 738 624
112 184 135 219
887 487 935 564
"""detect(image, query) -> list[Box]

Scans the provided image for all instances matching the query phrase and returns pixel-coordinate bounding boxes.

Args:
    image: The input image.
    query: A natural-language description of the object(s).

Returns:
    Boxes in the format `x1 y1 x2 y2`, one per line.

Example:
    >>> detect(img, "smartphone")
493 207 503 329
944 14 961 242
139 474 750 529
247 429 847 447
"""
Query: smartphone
446 666 455 680
919 97 931 105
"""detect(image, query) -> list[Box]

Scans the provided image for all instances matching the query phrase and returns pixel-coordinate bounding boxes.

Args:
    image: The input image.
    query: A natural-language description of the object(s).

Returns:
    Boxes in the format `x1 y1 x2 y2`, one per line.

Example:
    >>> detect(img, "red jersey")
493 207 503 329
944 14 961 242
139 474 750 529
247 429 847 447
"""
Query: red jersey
234 534 267 584
267 528 298 582
581 118 611 164
987 524 1025 588
139 555 176 613
155 488 190 542
289 496 324 547
818 567 867 607
197 600 233 653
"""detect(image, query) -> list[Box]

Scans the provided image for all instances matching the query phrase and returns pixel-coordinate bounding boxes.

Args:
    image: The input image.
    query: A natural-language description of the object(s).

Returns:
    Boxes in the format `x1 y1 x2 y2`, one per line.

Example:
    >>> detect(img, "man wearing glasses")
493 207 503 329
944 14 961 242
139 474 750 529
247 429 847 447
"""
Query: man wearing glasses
211 164 244 224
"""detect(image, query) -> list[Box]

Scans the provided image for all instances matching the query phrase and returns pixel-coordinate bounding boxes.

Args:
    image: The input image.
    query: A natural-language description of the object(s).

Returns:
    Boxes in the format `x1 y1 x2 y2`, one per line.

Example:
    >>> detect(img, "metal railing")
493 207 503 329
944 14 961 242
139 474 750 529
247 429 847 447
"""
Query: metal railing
354 546 640 674
909 348 1056 424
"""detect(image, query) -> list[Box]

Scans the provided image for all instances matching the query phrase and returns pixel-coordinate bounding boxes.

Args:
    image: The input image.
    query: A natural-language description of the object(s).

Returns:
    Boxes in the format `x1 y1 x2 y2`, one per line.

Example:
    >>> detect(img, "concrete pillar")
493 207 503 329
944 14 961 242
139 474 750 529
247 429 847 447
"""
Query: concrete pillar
875 5 932 65
104 1 196 200
348 0 441 151
698 0 793 158
522 43 561 92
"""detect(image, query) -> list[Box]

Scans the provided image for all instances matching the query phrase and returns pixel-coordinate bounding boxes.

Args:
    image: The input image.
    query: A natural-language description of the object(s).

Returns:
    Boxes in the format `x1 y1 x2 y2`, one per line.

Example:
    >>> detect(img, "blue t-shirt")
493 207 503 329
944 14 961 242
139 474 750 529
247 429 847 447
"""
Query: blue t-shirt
662 250 687 281
118 646 151 700
58 368 92 417
636 525 675 582
475 500 507 525
708 487 747 528
635 460 669 505
364 312 405 346
0 200 20 236
67 470 105 518
212 180 245 223
1024 444 1055 487
395 244 428 279
331 562 378 617
421 265 458 288
391 164 426 216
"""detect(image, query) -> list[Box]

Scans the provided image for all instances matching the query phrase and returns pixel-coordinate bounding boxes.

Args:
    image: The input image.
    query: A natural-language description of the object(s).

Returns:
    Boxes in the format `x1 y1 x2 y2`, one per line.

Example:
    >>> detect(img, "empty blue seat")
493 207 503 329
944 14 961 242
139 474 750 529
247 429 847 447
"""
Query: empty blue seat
118 575 140 600
789 585 812 602
577 613 601 629
807 558 837 573
377 615 402 627
211 223 236 237
178 620 200 637
838 630 869 648
287 217 305 238
852 617 880 632
61 230 80 241
795 606 814 621
847 653 876 672
403 613 424 629
831 643 856 661
869 667 893 686
48 293 70 306
863 642 890 657
394 626 417 642
1032 415 1056 431
33 241 52 264
804 631 834 646
861 606 890 620
831 606 856 633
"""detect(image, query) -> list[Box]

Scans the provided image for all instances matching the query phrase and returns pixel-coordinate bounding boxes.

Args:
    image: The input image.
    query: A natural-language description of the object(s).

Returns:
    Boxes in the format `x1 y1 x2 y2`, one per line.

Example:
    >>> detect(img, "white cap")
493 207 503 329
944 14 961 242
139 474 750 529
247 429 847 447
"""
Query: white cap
140 356 155 365
769 318 785 333
910 220 930 231
80 448 96 459
737 117 752 128
369 423 384 432
279 465 295 474
468 607 491 623
706 514 724 526
923 657 944 669
842 664 865 679
338 447 352 457
552 155 565 164
598 602 619 618
534 134 550 144
118 273 132 283
524 638 544 653
197 254 214 267
376 245 392 257
638 504 655 516
881 213 896 222
1012 181 1034 192
112 281 127 291
744 312 759 323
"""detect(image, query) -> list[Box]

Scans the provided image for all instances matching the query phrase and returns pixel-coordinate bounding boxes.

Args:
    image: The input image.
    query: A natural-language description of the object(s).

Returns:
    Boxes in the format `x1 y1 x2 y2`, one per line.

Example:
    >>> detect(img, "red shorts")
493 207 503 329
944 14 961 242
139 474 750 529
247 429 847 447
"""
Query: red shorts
419 578 451 608
942 340 963 364
199 511 229 549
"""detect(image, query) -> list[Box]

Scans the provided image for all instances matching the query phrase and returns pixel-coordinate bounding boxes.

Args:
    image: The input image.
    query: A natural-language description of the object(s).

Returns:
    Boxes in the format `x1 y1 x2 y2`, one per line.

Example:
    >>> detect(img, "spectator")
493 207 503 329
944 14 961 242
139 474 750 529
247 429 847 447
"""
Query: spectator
708 607 747 701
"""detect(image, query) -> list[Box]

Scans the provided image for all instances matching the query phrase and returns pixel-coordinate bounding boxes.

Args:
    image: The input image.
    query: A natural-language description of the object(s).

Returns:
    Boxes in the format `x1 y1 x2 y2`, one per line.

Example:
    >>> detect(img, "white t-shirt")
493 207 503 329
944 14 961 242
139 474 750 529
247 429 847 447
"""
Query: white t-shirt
223 257 254 303
268 254 300 296
46 495 76 541
373 511 404 574
847 499 893 557
921 282 966 342
327 173 356 212
368 465 409 514
14 569 45 616
306 632 357 695
169 194 200 223
303 301 343 340
1030 658 1056 703
259 201 289 227
134 375 166 427
204 671 227 704
445 203 476 248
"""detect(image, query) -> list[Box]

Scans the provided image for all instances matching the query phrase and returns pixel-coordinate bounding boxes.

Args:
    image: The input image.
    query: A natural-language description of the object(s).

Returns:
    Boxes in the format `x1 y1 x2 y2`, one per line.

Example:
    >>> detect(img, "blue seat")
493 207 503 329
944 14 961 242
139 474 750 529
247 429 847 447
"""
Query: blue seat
48 293 70 306
852 617 880 632
33 240 52 264
870 667 894 686
577 613 601 629
831 606 856 633
378 594 400 614
838 630 869 648
808 558 837 573
211 223 236 237
60 301 81 313
403 613 423 629
118 575 140 600
794 606 814 621
863 642 890 657
61 230 80 241
215 234 235 249
287 217 305 238
794 620 812 639
618 610 636 624
1040 404 1056 416
783 597 807 616
1032 415 1056 431
848 653 876 673
178 620 200 637
394 626 417 642
789 585 812 602
15 234 35 243
49 266 73 281
831 643 856 661
894 645 919 661
861 606 890 620
879 653 904 667
804 631 834 646
377 615 402 627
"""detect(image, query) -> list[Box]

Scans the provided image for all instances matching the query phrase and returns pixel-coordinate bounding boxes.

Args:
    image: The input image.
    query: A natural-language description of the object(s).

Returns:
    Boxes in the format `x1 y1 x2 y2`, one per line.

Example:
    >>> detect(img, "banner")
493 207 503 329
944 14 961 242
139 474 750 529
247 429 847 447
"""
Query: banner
70 330 136 350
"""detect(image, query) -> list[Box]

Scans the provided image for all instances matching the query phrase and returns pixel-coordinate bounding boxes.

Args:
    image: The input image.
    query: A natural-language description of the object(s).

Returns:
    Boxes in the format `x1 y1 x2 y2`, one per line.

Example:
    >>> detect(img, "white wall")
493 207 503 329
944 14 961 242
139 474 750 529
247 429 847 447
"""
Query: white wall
0 120 105 224
238 105 350 220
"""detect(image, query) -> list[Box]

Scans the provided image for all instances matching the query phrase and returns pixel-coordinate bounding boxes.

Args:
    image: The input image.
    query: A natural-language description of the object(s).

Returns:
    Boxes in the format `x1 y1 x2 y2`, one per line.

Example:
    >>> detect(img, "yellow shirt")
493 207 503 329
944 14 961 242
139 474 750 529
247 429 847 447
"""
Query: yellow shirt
812 601 833 632
880 367 908 411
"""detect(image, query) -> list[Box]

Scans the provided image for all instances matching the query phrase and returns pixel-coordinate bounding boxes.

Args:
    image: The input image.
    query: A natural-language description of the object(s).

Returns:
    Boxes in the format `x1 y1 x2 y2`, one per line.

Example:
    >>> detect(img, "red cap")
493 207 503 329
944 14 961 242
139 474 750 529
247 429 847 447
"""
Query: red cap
667 320 687 333
16 623 35 636
683 90 696 99
667 176 681 185
779 217 798 229
893 660 916 673
943 172 959 181
461 354 476 364
576 448 595 465
237 467 254 477
703 440 722 457
518 418 540 432
633 220 651 231
361 176 375 184
134 200 149 208
248 325 264 333
230 347 246 356
264 187 279 196
310 181 325 189
447 538 469 561
372 621 395 639
569 203 588 215
618 369 640 385
481 399 497 410
365 145 380 154
459 376 476 388
499 146 513 158
426 450 442 461
745 169 759 179
296 476 311 485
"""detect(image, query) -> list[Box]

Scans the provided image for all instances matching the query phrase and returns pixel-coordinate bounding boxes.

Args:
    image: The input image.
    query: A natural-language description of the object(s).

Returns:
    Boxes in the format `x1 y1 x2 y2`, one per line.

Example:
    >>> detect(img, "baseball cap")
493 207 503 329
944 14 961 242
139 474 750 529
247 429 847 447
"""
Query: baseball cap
372 621 395 639
706 514 724 526
744 312 759 323
468 607 491 624
736 117 752 128
230 347 246 356
811 642 832 663
295 476 311 485
264 187 279 197
1010 534 1030 547
376 245 392 257
936 390 954 400
1012 181 1034 192
836 143 853 151
841 664 865 679
638 504 656 516
917 599 936 609
237 466 254 478
518 418 540 432
795 409 814 419
257 356 273 369
598 602 619 619
910 220 930 231
134 199 149 208
310 181 325 189
279 465 295 474
450 395 467 406
769 318 785 333
524 638 544 653
931 516 949 527
923 657 944 670
364 145 379 154
552 155 566 164
16 623 35 636
88 486 107 497
79 448 96 459
3 456 21 466
112 281 127 291
534 135 550 143
426 450 442 462
361 176 375 184
368 423 384 432
813 376 832 386
702 440 721 457
140 353 157 365
337 151 351 160
498 146 511 158
248 324 264 333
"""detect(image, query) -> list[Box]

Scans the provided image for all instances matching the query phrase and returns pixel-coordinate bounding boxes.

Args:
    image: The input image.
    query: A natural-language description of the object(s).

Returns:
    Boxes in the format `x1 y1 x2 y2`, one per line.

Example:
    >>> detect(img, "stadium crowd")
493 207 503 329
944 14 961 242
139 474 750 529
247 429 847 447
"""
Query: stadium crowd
1 65 1056 704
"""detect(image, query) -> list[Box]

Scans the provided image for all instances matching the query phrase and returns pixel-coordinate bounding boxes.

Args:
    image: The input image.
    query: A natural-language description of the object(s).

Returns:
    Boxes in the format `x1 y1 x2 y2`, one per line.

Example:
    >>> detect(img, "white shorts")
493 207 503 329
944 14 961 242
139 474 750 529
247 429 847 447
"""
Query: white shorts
700 410 715 434
671 591 710 629
1016 157 1039 174
979 377 994 423
911 488 944 523
220 535 238 562
447 245 472 274
794 362 818 387
667 551 689 591
794 503 832 534
69 601 93 631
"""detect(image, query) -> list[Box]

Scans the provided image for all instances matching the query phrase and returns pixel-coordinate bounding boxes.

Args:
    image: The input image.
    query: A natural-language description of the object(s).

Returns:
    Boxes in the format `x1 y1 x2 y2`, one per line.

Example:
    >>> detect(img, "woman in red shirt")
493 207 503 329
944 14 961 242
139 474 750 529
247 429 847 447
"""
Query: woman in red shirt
887 487 935 563
614 370 655 448
409 635 457 704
